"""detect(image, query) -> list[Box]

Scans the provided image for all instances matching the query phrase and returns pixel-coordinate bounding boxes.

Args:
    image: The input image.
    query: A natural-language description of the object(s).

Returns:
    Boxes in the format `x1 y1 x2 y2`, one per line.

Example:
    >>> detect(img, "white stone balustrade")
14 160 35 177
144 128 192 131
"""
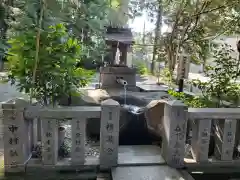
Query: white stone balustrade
3 97 240 173
2 98 121 172
161 105 240 167
188 108 240 163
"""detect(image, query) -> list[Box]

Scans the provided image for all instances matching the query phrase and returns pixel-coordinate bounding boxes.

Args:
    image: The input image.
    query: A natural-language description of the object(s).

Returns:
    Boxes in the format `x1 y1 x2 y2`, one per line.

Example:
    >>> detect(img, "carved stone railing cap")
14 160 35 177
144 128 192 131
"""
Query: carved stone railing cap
166 100 186 107
101 99 120 106
1 97 31 110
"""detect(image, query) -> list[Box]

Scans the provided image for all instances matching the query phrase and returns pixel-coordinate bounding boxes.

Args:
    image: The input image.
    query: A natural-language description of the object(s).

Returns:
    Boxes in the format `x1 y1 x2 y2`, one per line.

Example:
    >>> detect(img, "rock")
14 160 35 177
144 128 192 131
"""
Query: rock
144 99 168 138
59 89 110 106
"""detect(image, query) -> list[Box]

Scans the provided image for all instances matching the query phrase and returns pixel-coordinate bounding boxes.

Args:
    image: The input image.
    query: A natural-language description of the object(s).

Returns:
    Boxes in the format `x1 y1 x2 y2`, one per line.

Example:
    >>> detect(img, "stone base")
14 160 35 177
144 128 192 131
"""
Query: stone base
100 66 136 88
101 85 139 92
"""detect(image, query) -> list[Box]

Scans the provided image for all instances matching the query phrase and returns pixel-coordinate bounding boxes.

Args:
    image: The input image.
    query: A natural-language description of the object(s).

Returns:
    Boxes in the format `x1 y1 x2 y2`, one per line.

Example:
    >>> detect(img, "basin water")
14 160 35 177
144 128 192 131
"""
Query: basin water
110 96 159 145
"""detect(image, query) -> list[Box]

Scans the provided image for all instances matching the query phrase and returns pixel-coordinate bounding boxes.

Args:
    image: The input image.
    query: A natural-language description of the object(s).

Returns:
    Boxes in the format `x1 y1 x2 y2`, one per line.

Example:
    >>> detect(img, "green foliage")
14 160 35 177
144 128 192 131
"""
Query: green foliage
160 68 173 87
191 44 240 107
7 23 93 105
1 0 115 68
135 62 148 75
168 89 208 108
132 0 240 73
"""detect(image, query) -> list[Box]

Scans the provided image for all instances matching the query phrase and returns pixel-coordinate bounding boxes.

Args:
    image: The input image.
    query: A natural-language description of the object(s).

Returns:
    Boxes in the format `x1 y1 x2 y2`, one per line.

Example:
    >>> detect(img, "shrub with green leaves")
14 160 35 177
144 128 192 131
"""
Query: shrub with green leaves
136 62 148 75
7 23 93 105
191 44 240 107
168 89 209 108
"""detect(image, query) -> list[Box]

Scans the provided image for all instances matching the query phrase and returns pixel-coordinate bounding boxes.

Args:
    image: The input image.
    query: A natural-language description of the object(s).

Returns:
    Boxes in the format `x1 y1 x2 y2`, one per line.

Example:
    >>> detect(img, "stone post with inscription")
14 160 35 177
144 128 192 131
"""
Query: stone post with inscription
214 119 237 161
191 119 212 162
161 100 187 168
41 118 58 165
100 99 120 169
71 118 86 164
2 98 29 173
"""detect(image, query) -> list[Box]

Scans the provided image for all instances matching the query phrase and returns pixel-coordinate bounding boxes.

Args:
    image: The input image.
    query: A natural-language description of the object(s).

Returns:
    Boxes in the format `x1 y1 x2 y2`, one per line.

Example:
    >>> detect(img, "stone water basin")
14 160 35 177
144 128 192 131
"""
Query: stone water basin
60 89 173 145
86 94 147 138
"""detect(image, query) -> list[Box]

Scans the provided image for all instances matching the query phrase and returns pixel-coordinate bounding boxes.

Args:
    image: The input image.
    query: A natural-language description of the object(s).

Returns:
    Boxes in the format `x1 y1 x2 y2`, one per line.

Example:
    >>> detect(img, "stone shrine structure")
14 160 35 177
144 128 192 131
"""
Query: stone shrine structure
100 27 137 90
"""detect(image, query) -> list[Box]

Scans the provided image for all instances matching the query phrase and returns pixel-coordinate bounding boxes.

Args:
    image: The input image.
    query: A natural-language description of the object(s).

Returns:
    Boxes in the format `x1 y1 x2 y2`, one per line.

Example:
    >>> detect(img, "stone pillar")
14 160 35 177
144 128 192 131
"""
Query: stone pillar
33 118 39 146
2 98 29 173
214 119 237 160
161 100 187 168
112 44 117 65
191 119 212 162
41 119 58 165
119 43 127 65
37 118 41 141
100 99 120 169
71 118 86 164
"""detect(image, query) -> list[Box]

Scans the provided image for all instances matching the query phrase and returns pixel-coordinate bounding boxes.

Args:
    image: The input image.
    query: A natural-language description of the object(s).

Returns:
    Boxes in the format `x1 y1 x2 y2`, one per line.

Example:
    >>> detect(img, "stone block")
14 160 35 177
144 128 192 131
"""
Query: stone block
100 99 120 169
2 98 29 173
144 99 166 137
161 100 187 168
100 66 136 88
214 119 237 160
71 118 86 164
41 119 58 165
191 119 211 162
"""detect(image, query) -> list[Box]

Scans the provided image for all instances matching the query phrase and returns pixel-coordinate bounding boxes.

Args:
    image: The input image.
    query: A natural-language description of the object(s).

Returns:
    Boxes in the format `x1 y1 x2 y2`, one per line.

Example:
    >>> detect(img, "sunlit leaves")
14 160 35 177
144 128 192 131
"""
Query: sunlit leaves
7 23 93 105
190 44 240 107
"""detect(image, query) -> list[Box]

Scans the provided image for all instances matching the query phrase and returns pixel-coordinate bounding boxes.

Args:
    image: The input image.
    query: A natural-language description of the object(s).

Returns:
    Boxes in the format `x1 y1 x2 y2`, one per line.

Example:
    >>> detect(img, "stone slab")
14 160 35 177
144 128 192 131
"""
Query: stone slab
118 145 165 165
136 83 168 92
100 99 120 169
41 119 58 165
161 101 187 168
191 119 211 162
112 165 192 180
214 119 237 161
71 118 86 164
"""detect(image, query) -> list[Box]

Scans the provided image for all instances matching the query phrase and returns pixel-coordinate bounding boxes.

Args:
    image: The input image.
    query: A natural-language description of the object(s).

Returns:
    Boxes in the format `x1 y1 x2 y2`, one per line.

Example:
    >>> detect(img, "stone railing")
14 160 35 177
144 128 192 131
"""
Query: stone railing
161 100 240 169
2 98 120 173
3 97 240 173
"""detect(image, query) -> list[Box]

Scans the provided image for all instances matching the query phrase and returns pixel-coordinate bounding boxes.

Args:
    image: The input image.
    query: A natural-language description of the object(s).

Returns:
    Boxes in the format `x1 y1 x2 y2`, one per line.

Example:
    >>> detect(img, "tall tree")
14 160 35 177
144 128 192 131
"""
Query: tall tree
151 0 162 74
154 0 239 76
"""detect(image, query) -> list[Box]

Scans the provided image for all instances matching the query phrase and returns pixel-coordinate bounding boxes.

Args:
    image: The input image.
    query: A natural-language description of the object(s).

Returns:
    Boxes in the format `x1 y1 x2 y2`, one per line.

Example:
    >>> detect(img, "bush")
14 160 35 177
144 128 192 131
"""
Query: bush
136 63 148 75
7 23 93 105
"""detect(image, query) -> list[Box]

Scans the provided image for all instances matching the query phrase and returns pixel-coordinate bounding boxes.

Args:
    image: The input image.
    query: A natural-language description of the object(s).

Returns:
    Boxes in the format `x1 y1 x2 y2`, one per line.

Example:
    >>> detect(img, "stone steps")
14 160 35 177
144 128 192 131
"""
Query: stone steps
112 166 194 180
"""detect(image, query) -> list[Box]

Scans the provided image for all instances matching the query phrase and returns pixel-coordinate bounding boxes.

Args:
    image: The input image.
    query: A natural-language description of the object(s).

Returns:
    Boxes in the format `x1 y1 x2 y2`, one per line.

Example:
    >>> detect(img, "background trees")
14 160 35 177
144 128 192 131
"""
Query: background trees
130 0 240 75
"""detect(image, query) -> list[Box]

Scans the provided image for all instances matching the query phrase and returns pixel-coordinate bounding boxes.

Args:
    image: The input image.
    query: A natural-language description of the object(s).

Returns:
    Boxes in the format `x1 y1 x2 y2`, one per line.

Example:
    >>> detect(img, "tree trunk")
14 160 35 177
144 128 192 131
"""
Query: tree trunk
203 57 206 73
151 0 162 74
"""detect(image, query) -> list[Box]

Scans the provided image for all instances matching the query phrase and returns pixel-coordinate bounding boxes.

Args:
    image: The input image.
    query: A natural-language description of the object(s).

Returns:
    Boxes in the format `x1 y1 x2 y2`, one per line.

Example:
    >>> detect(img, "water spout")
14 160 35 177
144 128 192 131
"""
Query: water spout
124 84 127 105
116 78 128 86
116 78 128 105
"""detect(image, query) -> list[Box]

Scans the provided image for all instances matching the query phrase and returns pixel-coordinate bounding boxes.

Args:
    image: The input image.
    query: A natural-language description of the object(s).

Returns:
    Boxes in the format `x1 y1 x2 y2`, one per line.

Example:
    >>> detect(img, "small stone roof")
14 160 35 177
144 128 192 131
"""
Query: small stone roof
105 27 134 44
